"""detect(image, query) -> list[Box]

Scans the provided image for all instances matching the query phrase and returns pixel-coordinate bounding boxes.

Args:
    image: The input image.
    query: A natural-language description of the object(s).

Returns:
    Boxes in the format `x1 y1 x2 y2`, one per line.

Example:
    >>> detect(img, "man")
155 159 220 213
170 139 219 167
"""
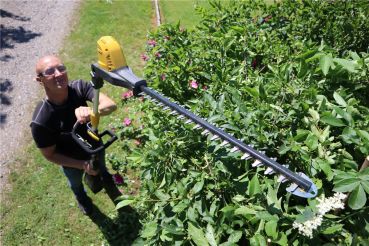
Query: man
30 55 122 215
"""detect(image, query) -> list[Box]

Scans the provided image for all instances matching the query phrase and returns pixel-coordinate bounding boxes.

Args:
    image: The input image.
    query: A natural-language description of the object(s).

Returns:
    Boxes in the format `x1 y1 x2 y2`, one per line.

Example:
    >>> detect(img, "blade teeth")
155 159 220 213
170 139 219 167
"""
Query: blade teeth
230 146 239 153
162 106 170 111
277 175 288 183
241 153 251 160
157 102 164 107
264 167 275 175
220 140 229 147
177 115 185 120
201 129 210 135
185 119 192 124
169 111 178 115
193 124 202 130
287 183 298 192
210 135 220 141
251 159 263 168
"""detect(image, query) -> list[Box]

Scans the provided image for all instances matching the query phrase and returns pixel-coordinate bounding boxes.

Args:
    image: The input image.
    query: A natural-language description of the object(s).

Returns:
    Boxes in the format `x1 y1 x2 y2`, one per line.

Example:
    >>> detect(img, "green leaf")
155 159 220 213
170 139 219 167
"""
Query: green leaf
172 201 188 213
305 134 318 150
333 91 347 107
357 130 369 142
141 221 158 239
333 58 358 73
294 129 309 141
235 206 257 216
256 211 277 221
361 181 369 194
320 54 333 75
228 231 242 243
248 174 261 196
205 224 217 246
155 190 170 201
359 168 369 179
265 220 278 239
333 106 352 125
295 208 315 223
221 205 236 218
309 108 320 121
267 184 282 210
348 185 367 210
250 233 267 246
322 224 343 235
320 115 346 127
317 159 333 181
333 178 360 192
188 223 209 246
319 126 330 142
116 199 135 210
276 233 288 246
244 86 259 98
192 179 204 194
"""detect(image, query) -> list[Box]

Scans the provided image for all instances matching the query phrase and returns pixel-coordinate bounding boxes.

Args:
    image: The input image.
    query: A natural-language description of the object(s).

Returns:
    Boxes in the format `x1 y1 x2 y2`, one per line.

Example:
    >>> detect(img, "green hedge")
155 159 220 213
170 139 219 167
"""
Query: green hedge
112 0 369 244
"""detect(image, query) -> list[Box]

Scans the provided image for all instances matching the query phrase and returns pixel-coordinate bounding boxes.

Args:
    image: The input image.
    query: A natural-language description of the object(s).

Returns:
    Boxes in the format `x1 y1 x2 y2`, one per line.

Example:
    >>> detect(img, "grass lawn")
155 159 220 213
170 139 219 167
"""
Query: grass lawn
160 0 209 29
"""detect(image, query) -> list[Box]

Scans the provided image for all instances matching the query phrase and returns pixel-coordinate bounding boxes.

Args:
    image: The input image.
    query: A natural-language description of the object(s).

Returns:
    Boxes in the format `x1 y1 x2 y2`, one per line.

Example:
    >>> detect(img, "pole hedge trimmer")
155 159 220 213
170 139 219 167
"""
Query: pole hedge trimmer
71 67 118 193
76 36 318 199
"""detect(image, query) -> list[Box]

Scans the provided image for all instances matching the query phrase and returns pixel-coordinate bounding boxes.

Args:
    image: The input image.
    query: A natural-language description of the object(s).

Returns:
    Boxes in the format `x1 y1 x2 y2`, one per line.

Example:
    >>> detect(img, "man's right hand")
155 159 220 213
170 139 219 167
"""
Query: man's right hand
75 106 92 123
83 161 99 176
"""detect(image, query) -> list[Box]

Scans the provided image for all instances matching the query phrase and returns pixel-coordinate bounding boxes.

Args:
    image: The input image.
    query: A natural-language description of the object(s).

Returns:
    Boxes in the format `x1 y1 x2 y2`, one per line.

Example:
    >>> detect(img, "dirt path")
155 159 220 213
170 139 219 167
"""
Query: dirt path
0 0 81 205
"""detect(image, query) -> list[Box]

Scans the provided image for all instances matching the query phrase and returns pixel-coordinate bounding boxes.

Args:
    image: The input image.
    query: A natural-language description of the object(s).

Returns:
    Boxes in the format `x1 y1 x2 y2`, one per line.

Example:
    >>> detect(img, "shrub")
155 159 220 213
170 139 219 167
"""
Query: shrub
113 0 369 244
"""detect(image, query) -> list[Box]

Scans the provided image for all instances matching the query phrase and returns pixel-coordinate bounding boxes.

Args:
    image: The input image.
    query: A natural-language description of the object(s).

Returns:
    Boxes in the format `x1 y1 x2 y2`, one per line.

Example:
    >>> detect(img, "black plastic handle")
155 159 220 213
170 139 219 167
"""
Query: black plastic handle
71 121 118 155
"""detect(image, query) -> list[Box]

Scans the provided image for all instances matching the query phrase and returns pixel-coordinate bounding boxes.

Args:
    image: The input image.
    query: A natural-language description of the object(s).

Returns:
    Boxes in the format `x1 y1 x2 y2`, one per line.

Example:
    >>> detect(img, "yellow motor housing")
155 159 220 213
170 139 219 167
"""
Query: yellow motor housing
97 36 127 71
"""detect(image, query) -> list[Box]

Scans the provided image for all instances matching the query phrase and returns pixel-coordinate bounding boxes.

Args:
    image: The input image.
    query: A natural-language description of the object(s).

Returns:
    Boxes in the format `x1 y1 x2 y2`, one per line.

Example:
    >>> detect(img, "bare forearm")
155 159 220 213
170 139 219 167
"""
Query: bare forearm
98 103 117 116
98 92 117 116
45 152 86 170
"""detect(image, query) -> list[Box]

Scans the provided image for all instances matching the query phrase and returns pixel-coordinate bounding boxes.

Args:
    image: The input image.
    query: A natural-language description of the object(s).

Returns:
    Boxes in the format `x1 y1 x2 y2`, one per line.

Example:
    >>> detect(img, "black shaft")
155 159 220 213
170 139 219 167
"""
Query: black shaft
141 86 312 191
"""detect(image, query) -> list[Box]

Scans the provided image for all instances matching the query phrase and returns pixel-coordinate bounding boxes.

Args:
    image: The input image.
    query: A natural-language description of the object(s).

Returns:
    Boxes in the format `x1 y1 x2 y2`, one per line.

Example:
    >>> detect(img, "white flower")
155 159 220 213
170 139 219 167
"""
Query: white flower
293 192 347 238
316 192 347 215
293 215 323 239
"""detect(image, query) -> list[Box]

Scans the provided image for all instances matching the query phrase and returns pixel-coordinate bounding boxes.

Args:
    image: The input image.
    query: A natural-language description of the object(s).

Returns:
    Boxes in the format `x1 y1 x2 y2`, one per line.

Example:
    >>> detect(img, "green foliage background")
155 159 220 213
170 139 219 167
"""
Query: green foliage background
113 0 369 245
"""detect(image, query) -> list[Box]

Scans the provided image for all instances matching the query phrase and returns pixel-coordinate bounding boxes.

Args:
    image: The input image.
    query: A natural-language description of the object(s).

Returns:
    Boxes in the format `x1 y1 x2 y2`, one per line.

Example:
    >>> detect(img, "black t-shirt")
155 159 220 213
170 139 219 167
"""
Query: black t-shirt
30 80 94 160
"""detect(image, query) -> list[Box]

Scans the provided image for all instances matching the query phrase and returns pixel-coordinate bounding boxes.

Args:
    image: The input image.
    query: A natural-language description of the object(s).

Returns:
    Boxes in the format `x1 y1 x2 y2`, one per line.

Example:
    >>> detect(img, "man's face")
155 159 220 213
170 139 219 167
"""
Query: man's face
37 56 69 91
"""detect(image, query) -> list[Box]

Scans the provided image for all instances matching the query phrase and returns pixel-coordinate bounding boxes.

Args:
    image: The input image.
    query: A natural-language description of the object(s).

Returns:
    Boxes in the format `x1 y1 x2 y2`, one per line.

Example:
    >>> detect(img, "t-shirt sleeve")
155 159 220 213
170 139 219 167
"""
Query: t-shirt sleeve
31 123 57 148
74 80 94 101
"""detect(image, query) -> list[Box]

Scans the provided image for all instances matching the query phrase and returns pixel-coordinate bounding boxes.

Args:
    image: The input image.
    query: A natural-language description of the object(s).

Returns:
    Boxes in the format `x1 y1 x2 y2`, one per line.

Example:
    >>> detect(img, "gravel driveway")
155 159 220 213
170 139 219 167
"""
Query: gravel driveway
0 0 81 200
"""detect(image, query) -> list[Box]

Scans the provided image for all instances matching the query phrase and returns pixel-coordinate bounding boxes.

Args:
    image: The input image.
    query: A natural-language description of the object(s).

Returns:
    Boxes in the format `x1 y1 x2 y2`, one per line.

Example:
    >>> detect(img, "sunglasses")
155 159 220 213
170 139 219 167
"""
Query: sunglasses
39 64 67 77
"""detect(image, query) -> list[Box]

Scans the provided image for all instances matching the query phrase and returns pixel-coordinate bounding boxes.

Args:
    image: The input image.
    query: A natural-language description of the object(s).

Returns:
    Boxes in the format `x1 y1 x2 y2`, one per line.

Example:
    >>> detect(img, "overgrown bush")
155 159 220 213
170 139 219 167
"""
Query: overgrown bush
112 0 369 244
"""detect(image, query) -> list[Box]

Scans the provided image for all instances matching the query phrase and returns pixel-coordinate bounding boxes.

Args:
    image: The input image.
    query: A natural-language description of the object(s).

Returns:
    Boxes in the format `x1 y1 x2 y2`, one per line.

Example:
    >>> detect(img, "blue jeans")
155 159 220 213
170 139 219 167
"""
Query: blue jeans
62 154 109 200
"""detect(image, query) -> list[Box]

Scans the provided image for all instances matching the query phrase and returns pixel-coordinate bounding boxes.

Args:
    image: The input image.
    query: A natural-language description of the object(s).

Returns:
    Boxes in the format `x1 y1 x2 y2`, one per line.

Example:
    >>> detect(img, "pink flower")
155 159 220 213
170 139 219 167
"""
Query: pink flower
121 90 133 100
164 36 170 41
189 80 198 89
155 52 161 58
140 53 149 61
112 173 124 185
147 39 157 47
123 118 132 126
251 58 257 69
202 85 208 90
161 74 166 81
133 139 141 146
263 15 272 22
